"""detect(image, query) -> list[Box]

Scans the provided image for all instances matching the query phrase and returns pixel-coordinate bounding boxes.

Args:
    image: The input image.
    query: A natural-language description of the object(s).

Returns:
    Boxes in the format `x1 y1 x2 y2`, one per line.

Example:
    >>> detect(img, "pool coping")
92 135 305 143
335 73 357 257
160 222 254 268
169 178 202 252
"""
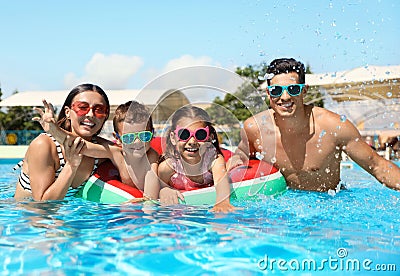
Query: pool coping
0 145 28 159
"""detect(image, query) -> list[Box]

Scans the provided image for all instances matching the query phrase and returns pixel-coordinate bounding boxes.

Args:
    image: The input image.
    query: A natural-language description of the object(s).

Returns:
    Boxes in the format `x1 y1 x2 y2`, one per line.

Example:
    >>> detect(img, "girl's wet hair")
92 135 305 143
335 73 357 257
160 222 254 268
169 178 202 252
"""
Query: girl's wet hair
163 105 222 159
57 83 110 136
266 58 306 85
113 100 154 134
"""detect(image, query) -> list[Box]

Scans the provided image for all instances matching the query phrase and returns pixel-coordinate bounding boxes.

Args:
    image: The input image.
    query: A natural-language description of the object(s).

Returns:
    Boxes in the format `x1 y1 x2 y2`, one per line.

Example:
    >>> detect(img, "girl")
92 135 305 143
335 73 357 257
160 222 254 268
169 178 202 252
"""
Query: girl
14 84 110 201
158 105 235 213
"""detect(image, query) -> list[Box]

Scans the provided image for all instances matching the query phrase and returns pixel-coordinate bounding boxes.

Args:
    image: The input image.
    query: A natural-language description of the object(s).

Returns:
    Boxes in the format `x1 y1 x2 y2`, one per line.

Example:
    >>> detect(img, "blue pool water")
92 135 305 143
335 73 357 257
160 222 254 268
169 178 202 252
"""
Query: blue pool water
0 160 399 275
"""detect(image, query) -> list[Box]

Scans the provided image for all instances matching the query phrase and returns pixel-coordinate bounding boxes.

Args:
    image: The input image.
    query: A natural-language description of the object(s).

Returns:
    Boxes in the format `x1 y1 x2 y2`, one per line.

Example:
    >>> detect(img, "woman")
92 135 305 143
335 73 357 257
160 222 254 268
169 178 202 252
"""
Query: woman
14 83 110 201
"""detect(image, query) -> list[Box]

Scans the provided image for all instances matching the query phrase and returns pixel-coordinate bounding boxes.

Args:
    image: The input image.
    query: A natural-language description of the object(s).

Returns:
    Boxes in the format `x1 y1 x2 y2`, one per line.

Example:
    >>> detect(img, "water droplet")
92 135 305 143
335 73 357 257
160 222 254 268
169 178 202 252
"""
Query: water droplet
387 92 392 97
318 149 322 153
325 168 331 173
340 115 347 122
319 130 327 138
255 152 264 160
270 157 276 163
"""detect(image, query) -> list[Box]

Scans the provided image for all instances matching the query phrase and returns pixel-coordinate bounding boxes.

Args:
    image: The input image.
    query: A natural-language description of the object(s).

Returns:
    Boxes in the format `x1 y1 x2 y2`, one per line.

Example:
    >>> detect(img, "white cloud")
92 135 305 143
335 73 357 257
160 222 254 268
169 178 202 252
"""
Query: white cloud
140 55 247 103
64 53 144 89
162 55 218 73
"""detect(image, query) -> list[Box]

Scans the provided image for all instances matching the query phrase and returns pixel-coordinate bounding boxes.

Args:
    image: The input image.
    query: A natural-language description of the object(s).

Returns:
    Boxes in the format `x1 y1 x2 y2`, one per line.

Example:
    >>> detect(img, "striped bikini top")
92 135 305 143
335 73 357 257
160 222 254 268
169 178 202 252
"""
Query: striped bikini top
14 133 98 197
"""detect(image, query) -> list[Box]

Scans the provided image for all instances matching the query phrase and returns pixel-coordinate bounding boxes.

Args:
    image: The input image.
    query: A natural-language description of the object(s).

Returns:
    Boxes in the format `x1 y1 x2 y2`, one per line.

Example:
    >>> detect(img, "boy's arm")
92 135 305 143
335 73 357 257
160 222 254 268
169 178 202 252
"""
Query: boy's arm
340 119 400 190
33 99 115 159
143 161 160 200
34 99 132 185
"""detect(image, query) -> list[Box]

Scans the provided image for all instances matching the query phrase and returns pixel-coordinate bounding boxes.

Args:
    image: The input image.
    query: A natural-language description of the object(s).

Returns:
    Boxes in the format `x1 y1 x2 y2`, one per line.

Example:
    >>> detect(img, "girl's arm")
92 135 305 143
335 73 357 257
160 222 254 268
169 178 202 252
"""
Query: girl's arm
29 135 84 200
210 154 236 213
158 159 184 204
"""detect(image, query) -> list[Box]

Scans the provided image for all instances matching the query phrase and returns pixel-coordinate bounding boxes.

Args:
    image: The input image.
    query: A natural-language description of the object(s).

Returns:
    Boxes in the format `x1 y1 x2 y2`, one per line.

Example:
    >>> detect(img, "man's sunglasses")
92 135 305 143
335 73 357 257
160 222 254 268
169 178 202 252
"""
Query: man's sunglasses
116 131 153 144
71 101 108 118
174 126 210 142
267 84 305 98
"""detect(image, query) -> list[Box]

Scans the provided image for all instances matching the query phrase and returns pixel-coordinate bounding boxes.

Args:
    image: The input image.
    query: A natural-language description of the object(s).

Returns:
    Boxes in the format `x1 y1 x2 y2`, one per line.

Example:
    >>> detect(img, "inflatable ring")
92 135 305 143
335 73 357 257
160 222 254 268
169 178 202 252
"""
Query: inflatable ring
179 159 287 205
75 160 143 203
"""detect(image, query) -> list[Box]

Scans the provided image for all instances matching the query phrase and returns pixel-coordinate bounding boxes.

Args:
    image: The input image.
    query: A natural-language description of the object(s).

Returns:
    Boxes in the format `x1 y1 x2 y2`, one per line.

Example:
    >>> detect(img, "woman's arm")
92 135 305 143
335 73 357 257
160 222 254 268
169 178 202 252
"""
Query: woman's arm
29 135 84 200
211 154 235 213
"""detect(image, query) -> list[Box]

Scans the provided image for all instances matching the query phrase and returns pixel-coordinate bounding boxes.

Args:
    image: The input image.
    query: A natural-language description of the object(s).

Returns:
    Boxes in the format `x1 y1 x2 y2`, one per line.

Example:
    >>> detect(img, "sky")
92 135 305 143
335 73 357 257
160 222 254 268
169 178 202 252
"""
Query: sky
1 0 399 101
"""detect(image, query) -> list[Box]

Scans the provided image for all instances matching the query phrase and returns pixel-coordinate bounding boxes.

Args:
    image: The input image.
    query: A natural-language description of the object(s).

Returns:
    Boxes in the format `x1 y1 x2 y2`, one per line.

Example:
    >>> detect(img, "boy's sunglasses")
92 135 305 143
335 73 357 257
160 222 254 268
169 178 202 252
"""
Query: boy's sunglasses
71 101 108 118
267 84 305 98
174 126 210 142
116 131 153 144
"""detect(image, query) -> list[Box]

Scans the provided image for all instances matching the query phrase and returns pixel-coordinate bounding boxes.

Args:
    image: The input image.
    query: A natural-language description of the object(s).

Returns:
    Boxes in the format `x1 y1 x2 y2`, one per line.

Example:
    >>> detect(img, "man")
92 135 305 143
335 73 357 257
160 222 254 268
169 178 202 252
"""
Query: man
228 58 400 192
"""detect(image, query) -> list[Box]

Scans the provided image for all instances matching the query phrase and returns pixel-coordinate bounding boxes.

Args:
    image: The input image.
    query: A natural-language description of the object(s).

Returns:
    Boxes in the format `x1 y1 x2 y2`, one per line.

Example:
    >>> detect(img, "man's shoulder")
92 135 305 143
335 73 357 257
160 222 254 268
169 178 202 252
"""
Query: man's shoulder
249 109 273 121
311 106 340 121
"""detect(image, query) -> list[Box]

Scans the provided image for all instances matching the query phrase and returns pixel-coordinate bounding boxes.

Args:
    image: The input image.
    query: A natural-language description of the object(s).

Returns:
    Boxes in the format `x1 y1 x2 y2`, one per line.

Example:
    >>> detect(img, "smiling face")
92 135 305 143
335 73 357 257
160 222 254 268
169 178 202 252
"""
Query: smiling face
65 91 108 140
170 118 212 164
267 72 307 118
117 121 151 157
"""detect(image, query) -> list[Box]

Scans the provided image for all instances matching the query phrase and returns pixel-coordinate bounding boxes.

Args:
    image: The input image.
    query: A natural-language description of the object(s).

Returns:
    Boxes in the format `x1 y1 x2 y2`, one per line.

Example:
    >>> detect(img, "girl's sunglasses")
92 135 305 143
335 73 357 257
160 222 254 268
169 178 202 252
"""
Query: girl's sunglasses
267 84 305 98
71 101 108 118
116 131 153 144
174 126 210 142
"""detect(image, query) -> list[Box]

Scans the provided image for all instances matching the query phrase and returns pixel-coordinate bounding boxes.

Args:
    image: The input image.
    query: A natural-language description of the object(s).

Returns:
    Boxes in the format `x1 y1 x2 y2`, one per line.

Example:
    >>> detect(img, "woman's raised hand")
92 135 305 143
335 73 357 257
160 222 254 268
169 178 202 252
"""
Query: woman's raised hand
32 99 56 132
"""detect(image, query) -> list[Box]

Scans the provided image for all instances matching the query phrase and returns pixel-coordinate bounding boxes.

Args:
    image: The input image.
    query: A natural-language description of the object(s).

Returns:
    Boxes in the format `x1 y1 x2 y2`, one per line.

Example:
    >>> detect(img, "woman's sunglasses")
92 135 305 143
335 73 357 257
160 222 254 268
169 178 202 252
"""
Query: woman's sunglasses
116 131 153 144
267 84 305 98
71 101 108 118
174 126 210 142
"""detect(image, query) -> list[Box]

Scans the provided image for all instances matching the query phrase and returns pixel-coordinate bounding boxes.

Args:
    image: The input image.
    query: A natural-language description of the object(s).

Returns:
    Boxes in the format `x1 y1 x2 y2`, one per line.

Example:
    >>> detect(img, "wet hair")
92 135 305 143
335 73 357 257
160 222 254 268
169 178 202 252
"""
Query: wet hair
57 83 110 136
163 105 222 159
113 100 154 134
266 58 306 85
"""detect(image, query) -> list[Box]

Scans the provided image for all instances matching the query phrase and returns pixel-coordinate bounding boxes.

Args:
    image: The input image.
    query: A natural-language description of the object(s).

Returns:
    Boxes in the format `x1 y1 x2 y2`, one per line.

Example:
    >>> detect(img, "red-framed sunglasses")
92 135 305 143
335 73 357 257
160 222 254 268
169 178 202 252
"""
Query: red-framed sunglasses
174 126 210 142
71 101 108 118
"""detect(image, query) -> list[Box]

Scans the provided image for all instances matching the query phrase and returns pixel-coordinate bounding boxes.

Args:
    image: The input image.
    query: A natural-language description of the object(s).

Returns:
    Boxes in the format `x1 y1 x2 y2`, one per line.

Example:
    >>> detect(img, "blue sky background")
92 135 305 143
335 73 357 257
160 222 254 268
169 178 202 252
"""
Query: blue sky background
1 0 399 100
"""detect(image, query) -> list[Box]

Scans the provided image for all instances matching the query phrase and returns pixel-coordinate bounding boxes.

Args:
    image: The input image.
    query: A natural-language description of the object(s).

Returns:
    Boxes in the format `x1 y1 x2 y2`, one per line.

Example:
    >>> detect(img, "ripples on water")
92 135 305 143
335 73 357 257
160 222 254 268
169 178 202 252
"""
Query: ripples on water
1 162 399 275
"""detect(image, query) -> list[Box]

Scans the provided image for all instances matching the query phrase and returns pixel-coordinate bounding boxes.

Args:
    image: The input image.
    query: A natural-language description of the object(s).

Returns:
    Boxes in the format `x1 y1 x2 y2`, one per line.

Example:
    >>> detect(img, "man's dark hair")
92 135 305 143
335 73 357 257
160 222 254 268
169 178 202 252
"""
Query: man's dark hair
266 58 306 85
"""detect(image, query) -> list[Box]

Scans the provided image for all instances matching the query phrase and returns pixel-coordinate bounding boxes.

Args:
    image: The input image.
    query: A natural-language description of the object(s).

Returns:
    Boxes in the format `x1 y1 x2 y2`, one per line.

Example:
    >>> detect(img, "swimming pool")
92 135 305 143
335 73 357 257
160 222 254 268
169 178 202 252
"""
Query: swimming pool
1 160 399 275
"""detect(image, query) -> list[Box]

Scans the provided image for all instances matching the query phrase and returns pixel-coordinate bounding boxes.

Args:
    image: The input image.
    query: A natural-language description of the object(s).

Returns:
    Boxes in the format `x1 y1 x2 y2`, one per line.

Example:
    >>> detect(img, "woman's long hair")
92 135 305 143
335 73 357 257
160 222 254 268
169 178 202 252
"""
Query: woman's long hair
57 83 110 136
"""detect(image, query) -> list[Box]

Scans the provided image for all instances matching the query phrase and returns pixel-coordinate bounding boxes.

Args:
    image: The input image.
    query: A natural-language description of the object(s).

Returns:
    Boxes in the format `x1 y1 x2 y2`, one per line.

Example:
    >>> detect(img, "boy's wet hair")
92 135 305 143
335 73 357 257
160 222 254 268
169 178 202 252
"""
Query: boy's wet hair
113 101 154 134
266 58 306 85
